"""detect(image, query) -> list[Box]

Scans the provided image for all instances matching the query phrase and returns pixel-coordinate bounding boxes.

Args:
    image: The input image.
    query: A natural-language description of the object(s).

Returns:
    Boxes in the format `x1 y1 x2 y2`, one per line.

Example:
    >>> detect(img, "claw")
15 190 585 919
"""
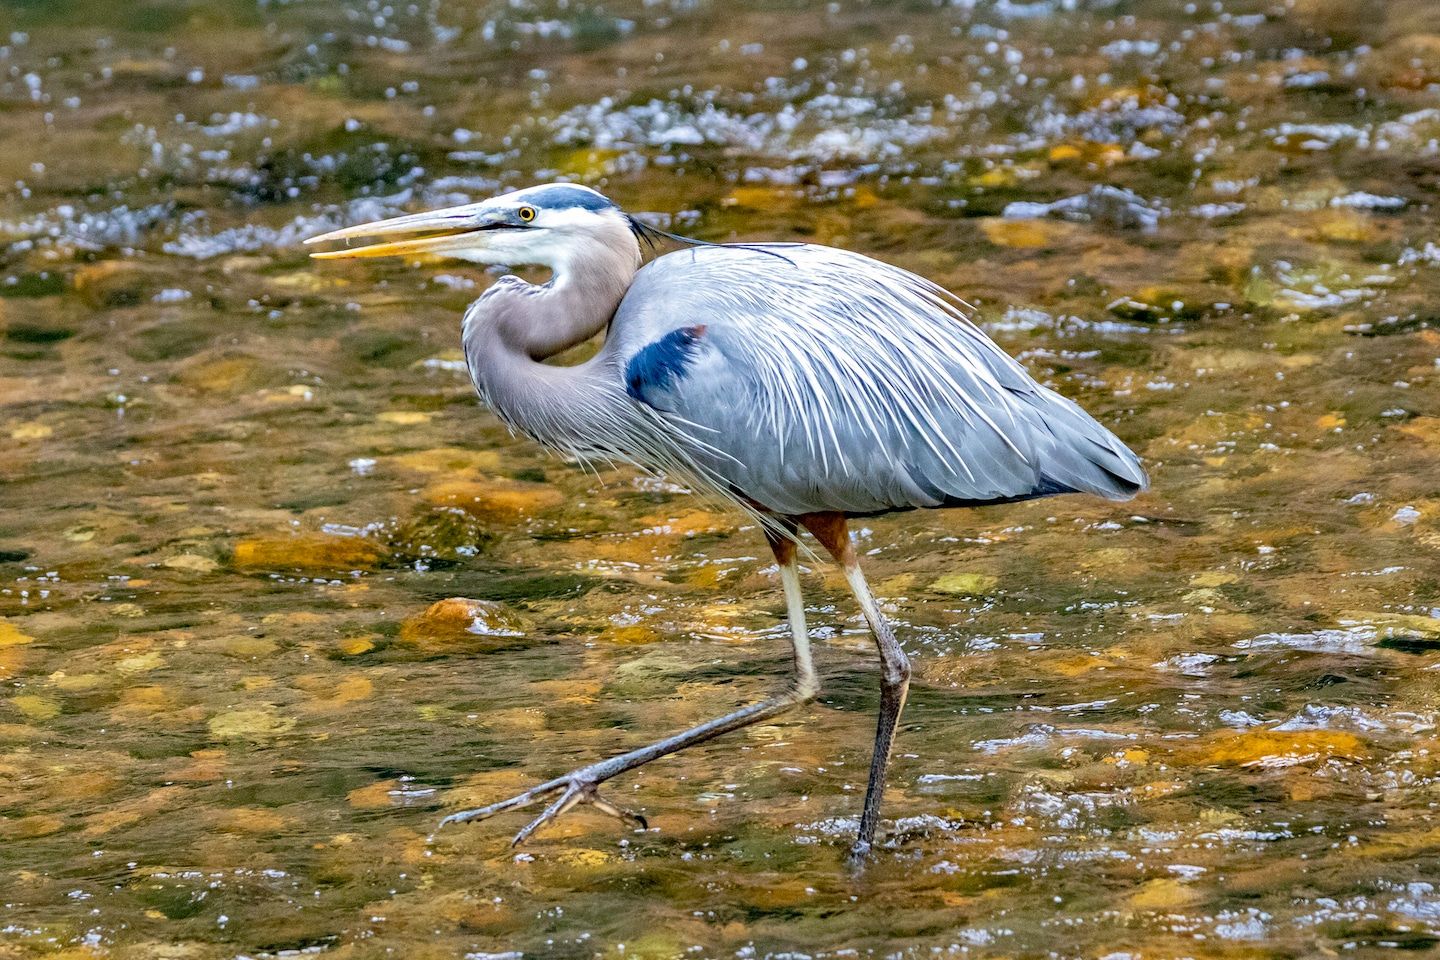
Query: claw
439 771 647 845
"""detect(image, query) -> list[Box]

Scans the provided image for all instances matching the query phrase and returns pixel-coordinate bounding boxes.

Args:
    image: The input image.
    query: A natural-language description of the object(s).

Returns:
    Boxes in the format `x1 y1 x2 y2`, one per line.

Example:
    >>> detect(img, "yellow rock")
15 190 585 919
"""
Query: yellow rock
636 509 734 537
557 147 625 179
115 685 178 715
327 675 374 703
377 410 432 425
422 479 563 521
851 185 882 210
0 619 34 647
484 706 547 734
398 597 529 653
1079 546 1139 573
232 535 388 574
723 186 803 211
177 355 260 393
930 573 999 595
879 573 917 595
1287 776 1332 802
163 554 218 573
117 652 165 674
259 384 318 404
1396 417 1440 444
347 779 398 809
971 166 1019 189
206 635 278 659
1194 730 1367 768
981 218 1061 249
1313 209 1376 243
208 707 297 742
214 807 292 834
9 421 52 441
10 694 60 721
599 624 663 645
553 848 614 868
50 672 105 692
1048 140 1126 166
1049 654 1115 678
1188 571 1239 588
0 647 27 680
1316 412 1346 431
1136 780 1186 799
66 770 122 799
390 446 502 474
0 814 64 839
169 750 227 783
337 636 376 656
1128 878 1203 911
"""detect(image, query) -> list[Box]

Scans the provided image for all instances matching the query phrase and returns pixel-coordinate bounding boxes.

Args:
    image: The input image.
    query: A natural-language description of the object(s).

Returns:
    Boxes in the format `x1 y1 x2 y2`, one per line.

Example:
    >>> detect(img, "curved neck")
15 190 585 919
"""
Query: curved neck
462 233 639 451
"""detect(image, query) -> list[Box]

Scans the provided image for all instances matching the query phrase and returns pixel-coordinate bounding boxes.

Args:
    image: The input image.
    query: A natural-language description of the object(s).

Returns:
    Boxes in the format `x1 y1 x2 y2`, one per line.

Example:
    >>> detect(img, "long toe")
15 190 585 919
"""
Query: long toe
586 790 648 831
437 775 571 829
507 777 647 847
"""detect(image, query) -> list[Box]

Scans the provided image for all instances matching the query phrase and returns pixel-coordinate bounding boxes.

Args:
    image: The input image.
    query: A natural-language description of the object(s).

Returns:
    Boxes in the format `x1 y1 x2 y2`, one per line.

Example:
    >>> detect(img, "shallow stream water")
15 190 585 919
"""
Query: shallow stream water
2 1 1439 957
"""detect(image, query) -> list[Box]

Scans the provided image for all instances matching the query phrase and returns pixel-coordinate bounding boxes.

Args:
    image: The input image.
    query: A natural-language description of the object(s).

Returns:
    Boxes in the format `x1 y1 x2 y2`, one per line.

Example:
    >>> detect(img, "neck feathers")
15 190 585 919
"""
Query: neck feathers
461 219 641 452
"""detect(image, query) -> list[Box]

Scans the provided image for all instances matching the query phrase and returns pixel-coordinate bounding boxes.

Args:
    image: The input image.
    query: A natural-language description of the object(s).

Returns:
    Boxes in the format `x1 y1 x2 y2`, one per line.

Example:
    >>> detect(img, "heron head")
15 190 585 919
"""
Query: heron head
306 183 637 269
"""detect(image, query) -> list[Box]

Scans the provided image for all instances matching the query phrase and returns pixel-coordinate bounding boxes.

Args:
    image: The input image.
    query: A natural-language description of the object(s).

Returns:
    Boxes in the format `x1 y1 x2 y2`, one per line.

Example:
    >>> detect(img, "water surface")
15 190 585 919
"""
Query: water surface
2 0 1439 957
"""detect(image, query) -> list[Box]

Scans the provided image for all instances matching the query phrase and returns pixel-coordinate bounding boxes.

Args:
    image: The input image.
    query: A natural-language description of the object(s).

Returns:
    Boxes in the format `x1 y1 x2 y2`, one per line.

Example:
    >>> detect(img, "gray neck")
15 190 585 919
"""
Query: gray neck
462 234 639 453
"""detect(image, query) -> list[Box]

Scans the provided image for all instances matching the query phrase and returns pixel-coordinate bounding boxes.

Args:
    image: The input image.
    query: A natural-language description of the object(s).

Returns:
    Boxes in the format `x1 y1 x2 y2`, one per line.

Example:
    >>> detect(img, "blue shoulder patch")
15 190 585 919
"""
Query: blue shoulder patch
625 325 707 404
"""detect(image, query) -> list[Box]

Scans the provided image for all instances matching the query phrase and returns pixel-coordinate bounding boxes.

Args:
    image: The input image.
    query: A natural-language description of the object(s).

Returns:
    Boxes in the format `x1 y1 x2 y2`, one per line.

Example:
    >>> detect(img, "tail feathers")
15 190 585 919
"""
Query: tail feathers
1027 393 1148 502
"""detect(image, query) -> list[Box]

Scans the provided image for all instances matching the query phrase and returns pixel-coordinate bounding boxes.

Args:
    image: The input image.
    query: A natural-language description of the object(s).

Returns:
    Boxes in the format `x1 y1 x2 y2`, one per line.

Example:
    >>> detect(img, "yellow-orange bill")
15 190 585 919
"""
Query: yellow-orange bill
306 208 481 259
308 233 471 260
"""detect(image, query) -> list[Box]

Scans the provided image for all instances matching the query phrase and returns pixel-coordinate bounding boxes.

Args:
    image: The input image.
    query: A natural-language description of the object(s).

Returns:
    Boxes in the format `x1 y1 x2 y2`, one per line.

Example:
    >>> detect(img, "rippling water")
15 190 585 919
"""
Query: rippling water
2 1 1439 956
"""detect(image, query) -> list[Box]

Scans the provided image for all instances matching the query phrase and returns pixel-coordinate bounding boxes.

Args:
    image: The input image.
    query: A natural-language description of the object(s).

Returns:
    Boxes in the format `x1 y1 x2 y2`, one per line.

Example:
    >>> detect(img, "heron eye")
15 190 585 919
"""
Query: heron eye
518 206 537 223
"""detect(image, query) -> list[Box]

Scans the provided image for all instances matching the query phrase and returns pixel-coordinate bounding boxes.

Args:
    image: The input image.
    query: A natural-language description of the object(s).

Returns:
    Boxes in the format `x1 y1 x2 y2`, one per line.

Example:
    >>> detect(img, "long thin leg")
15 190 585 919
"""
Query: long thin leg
801 512 911 863
440 521 820 843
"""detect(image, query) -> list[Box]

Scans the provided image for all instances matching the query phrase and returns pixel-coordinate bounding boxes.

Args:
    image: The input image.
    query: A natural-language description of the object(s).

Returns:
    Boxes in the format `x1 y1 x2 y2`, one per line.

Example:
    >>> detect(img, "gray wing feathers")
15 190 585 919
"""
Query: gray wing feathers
613 244 1146 516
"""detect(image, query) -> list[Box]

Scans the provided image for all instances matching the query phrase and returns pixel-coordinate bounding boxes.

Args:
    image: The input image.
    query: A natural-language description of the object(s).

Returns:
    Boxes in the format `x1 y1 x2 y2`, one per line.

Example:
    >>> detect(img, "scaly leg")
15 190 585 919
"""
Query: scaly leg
440 522 821 844
801 512 911 864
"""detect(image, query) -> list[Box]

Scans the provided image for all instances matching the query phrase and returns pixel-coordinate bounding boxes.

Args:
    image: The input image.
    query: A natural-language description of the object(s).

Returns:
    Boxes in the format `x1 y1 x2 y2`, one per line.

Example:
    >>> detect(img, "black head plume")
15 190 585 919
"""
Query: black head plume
626 215 797 265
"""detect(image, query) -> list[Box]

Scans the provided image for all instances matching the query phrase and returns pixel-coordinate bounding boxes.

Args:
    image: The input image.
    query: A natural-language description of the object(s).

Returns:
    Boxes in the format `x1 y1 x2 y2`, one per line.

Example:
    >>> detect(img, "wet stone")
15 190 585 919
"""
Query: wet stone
387 507 497 561
73 261 161 309
207 706 297 742
398 597 533 655
421 478 565 522
930 573 999 596
231 534 389 575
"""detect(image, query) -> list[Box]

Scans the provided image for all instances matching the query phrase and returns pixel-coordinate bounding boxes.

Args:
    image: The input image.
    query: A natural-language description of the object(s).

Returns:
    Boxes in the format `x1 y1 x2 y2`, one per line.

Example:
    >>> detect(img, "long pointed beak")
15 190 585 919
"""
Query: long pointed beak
305 205 490 260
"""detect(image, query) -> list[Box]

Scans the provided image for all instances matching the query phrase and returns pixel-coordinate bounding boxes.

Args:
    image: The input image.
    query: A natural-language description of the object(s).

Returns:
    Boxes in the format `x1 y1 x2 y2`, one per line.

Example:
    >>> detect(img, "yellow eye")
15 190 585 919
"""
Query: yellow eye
518 206 536 223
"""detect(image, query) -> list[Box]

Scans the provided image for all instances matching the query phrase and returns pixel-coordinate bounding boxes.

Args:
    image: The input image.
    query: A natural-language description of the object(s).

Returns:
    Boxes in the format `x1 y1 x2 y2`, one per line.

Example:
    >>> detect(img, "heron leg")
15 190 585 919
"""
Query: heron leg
439 521 820 845
800 512 911 864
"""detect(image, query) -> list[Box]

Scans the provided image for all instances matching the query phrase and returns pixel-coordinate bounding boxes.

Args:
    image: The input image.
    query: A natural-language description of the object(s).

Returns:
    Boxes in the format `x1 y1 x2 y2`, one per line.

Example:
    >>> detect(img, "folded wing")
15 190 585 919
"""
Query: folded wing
611 244 1147 517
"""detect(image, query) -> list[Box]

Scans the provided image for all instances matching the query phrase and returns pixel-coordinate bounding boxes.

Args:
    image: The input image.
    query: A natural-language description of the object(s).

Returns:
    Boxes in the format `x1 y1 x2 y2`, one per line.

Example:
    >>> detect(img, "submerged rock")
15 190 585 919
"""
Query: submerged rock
1192 730 1368 768
398 597 532 654
387 507 497 561
0 619 34 647
422 478 564 522
231 535 389 575
207 706 297 742
930 573 999 596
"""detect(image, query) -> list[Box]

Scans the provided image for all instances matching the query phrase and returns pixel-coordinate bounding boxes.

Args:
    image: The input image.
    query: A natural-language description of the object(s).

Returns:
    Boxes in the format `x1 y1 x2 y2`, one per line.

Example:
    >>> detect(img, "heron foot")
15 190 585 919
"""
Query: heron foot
439 770 647 846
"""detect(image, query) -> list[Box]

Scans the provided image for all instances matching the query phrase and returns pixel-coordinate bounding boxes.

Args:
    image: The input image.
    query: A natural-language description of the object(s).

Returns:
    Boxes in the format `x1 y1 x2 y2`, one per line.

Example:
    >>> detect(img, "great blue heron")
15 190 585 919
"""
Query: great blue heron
307 183 1147 862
